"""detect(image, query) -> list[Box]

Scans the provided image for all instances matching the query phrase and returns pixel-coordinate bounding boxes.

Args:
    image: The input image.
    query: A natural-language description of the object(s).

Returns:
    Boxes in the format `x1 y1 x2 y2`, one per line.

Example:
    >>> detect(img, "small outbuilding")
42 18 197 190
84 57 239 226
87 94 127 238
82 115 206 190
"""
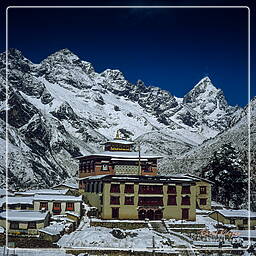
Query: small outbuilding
209 209 256 230
0 210 50 235
0 188 14 198
1 196 34 210
33 194 82 217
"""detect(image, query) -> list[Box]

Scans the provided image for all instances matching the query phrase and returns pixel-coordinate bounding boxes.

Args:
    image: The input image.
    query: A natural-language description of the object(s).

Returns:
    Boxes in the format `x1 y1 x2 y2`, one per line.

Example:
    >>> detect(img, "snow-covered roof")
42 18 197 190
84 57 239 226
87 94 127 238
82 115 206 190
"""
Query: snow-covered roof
0 188 14 197
211 201 225 207
78 175 108 181
78 174 196 183
65 211 80 218
33 194 82 202
104 139 134 145
52 183 78 190
76 151 162 159
0 210 49 222
39 222 66 236
15 189 70 196
181 174 215 184
170 174 214 184
111 158 148 161
213 209 256 218
2 196 34 205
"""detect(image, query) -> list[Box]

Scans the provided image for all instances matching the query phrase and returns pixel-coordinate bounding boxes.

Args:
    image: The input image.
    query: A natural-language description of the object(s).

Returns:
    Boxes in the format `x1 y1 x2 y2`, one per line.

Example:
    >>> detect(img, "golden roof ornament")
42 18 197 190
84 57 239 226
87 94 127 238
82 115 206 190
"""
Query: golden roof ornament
115 130 121 140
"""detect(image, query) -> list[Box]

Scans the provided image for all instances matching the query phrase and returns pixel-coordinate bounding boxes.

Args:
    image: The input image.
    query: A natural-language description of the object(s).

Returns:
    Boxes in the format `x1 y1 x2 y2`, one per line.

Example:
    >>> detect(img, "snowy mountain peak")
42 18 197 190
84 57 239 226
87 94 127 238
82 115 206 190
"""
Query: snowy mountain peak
7 48 24 58
41 48 81 66
184 76 221 104
101 69 125 81
193 76 218 93
182 76 234 121
0 48 243 188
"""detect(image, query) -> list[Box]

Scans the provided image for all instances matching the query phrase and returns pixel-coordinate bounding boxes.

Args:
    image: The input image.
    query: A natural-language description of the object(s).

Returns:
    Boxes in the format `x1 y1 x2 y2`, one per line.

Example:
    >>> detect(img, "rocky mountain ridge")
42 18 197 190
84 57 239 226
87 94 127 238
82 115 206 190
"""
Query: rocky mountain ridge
0 48 246 188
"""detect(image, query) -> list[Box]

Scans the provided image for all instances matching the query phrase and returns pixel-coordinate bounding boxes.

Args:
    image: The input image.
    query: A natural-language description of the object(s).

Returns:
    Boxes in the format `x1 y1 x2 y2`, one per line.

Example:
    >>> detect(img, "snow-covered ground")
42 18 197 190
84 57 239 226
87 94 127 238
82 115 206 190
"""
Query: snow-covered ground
166 214 218 232
58 226 175 249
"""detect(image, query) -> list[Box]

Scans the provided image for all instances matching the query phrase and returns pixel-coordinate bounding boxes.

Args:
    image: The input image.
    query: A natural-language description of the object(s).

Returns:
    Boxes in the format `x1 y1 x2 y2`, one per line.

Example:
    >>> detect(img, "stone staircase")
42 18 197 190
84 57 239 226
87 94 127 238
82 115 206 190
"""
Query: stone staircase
149 221 168 233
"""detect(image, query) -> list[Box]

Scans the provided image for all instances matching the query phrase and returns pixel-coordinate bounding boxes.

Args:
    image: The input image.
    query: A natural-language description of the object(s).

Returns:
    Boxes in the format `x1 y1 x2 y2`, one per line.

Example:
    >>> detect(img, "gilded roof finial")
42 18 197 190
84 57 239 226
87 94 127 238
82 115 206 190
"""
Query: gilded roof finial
115 130 121 140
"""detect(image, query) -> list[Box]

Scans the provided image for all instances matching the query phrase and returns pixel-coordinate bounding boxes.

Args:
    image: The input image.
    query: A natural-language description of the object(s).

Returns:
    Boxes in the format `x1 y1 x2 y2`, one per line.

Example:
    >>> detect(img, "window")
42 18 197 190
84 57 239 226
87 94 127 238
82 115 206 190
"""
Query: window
10 222 19 229
79 161 85 173
101 163 109 171
90 160 95 172
110 196 120 205
110 184 120 193
138 197 163 206
139 185 163 194
86 161 90 173
167 186 176 194
124 196 134 205
230 219 235 224
142 163 153 172
124 184 134 193
199 198 207 205
181 196 190 205
199 186 207 194
243 219 248 225
95 182 99 193
181 185 191 194
112 207 119 218
53 202 61 214
28 222 36 229
182 208 189 220
167 195 177 205
66 202 74 211
40 202 48 210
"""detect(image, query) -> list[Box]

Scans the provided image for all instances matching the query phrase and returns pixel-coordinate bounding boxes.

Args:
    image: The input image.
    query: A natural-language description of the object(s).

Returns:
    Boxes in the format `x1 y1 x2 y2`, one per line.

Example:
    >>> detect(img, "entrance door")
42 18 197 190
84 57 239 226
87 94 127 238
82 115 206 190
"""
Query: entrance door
138 210 146 220
155 210 163 220
147 210 154 220
112 208 119 219
182 208 189 220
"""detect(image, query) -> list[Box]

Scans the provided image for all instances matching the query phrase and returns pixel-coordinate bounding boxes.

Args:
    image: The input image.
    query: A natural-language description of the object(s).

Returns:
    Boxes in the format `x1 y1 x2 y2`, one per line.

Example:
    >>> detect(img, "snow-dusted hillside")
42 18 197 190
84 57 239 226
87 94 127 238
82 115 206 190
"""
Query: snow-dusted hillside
0 48 242 188
159 97 255 177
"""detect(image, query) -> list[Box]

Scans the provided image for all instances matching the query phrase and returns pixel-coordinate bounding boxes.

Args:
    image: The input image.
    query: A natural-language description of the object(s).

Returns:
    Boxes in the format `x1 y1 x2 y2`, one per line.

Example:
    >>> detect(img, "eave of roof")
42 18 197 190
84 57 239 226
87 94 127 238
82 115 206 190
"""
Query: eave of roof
212 209 256 219
74 151 163 160
78 174 196 184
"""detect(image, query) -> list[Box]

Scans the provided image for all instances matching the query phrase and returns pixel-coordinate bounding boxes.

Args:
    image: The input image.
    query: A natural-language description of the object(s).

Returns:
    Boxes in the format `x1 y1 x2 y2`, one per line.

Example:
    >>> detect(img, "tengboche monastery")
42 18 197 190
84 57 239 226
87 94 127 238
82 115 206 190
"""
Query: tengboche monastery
77 131 212 220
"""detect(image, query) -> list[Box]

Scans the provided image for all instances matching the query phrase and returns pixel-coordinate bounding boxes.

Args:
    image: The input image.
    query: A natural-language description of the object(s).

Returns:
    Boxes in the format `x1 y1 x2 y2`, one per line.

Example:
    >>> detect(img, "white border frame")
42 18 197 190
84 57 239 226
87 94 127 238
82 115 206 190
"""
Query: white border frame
5 5 251 254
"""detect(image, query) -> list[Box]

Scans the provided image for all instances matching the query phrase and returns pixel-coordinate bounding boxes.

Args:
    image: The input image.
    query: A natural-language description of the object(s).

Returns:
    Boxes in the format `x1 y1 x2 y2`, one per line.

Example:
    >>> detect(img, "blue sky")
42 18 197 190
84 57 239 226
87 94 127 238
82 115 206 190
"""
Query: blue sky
2 5 253 107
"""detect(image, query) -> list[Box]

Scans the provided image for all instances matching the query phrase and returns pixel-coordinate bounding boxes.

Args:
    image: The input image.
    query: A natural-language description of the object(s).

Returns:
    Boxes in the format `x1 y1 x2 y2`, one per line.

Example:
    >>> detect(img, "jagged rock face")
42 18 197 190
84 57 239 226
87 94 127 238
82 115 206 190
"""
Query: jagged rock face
182 77 237 130
160 97 256 176
0 48 244 189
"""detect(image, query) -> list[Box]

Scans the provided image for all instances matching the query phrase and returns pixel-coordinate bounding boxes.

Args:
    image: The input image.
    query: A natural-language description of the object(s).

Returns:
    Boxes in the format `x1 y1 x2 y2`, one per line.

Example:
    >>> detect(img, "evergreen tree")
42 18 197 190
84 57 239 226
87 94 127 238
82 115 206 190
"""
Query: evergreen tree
201 143 247 208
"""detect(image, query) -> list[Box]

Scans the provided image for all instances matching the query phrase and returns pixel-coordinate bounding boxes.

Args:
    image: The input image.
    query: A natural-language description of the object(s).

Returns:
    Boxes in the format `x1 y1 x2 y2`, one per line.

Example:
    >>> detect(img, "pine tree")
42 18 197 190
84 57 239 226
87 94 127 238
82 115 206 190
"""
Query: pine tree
201 143 247 208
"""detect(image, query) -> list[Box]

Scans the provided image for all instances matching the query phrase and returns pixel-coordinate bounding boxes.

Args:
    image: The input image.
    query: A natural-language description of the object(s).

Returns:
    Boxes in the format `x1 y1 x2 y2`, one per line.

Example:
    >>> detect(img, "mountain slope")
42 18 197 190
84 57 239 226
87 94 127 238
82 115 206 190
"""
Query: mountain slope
0 48 241 188
159 97 255 176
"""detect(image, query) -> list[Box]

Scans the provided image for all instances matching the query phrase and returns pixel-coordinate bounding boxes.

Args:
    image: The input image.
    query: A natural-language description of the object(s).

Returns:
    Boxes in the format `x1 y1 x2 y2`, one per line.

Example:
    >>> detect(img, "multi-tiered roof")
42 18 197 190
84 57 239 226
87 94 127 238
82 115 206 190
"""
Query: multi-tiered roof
77 130 162 178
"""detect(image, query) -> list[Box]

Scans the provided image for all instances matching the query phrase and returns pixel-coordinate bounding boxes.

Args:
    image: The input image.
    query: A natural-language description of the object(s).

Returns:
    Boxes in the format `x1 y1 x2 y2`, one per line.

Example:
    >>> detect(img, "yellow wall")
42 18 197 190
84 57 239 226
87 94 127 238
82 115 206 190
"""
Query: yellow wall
163 184 196 221
3 205 34 210
33 201 81 216
195 181 212 210
209 212 256 229
0 219 47 235
85 182 197 221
